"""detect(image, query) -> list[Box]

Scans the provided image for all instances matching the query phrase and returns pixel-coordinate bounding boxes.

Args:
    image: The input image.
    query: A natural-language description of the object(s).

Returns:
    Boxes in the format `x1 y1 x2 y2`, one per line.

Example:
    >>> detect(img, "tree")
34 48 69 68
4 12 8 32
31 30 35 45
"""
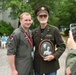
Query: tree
0 0 57 28
0 0 33 19
0 0 76 29
55 0 76 28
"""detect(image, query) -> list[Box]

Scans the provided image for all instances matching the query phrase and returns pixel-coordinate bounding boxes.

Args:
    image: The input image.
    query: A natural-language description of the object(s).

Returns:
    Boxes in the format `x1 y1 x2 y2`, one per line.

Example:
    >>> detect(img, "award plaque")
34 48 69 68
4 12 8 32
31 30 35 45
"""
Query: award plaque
39 39 54 58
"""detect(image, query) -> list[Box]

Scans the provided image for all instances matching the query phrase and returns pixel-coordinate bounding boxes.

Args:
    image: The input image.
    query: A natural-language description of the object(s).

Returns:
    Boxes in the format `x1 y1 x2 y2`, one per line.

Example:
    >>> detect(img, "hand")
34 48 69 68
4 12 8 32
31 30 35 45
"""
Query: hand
12 69 18 75
43 55 54 61
66 67 71 75
67 31 76 50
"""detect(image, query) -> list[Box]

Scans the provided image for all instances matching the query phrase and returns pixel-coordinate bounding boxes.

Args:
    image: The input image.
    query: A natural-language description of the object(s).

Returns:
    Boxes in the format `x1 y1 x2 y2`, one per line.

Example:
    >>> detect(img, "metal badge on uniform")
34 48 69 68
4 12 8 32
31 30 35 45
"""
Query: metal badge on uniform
31 48 34 59
46 34 52 37
31 51 34 59
41 7 45 10
39 39 54 58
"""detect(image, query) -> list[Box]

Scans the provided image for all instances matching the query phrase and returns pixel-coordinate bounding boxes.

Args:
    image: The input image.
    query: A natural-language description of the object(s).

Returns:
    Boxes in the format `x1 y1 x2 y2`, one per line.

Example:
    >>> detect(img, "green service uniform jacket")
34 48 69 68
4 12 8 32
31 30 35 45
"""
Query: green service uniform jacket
66 50 76 75
32 25 66 74
7 26 33 75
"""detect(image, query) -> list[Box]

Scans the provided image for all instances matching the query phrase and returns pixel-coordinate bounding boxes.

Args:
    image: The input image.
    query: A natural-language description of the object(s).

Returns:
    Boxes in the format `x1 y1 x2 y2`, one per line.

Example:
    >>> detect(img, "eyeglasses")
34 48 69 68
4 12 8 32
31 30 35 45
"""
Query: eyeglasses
38 15 48 18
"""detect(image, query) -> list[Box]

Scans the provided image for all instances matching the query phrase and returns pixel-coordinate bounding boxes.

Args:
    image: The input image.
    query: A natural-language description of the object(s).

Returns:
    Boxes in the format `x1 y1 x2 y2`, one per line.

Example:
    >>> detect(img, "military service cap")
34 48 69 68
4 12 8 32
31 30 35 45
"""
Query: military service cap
35 5 49 15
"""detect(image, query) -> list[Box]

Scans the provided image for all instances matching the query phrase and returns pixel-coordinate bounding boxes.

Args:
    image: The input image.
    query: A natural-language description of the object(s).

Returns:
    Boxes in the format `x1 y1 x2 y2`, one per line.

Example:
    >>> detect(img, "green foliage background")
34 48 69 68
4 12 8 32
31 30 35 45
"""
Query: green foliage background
0 0 76 30
0 20 14 36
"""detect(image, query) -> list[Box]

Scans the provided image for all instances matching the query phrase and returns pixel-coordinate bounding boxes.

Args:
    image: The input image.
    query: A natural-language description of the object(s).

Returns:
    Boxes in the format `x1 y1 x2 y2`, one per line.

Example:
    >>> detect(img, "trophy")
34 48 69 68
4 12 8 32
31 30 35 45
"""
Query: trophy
39 39 54 58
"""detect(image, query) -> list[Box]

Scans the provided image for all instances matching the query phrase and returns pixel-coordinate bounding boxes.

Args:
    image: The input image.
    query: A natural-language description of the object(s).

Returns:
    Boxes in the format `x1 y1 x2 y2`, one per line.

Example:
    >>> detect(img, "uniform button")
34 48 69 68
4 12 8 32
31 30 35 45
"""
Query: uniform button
41 39 43 40
41 33 43 35
47 30 49 31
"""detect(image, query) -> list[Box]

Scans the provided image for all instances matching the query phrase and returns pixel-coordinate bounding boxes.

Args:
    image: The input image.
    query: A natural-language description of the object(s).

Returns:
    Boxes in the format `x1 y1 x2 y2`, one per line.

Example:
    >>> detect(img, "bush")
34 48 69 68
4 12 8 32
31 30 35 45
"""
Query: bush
0 20 14 36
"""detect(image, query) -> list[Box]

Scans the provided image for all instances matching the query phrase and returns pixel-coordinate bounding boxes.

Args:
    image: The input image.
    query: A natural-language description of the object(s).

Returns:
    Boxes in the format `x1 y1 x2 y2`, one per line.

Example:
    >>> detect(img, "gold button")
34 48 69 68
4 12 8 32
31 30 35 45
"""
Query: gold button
47 30 49 31
41 39 43 40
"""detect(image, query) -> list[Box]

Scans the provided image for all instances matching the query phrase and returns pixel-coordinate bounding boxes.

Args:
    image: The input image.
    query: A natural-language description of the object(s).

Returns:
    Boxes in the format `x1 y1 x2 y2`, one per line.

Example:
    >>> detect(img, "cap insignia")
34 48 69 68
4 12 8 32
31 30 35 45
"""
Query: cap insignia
41 7 45 10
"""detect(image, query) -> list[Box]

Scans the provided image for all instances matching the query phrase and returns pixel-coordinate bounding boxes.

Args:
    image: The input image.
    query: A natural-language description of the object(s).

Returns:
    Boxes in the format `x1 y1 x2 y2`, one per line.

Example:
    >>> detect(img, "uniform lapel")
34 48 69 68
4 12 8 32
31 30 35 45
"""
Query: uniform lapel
35 26 42 38
41 25 50 39
35 25 50 41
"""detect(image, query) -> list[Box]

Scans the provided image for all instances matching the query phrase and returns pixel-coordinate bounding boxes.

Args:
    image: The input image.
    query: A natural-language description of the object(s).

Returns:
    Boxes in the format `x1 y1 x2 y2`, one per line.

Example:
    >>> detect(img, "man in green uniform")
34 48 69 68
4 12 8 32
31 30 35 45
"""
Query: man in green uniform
32 5 66 75
66 31 76 75
7 12 33 75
